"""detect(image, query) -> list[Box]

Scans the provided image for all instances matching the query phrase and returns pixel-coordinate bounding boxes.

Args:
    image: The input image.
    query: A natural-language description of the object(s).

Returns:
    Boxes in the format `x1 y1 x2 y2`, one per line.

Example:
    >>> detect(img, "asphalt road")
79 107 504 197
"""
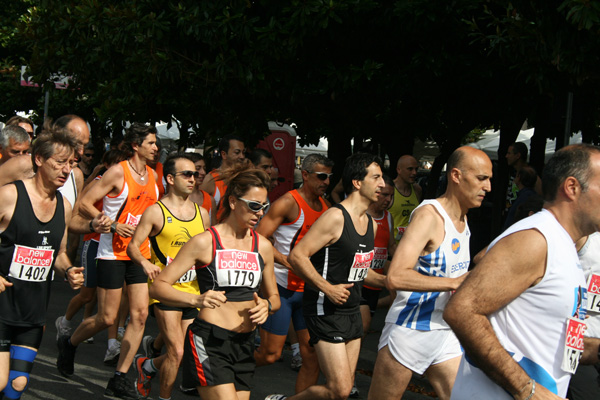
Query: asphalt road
19 277 437 400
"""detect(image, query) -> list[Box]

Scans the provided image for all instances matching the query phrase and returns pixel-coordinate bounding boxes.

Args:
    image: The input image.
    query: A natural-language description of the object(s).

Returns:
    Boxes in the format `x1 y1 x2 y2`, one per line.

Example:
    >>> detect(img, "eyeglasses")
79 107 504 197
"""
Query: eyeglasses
175 170 200 179
306 171 333 181
238 197 269 213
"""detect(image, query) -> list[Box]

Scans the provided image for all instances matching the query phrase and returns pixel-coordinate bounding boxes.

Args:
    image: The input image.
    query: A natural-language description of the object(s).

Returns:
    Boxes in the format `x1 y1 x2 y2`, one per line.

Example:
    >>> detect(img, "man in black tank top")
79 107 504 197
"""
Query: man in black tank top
0 129 84 399
266 153 386 400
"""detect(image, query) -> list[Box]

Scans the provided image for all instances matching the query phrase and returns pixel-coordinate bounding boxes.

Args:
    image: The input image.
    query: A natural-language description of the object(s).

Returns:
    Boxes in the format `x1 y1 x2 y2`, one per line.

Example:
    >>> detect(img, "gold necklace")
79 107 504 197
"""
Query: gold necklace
127 159 146 181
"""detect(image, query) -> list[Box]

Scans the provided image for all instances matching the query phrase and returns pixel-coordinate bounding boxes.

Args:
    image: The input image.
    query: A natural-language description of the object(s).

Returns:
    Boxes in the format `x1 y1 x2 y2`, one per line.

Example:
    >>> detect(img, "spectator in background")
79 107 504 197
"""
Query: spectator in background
503 165 538 230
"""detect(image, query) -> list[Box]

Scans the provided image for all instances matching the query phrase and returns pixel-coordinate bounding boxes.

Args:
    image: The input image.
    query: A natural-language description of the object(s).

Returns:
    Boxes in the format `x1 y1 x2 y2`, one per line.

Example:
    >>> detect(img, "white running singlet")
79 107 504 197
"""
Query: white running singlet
451 209 587 399
385 199 470 331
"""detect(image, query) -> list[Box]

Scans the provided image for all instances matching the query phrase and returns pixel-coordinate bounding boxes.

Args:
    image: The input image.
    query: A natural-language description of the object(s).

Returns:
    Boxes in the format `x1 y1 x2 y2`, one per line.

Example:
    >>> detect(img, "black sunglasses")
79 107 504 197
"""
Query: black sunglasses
307 171 333 181
175 170 200 178
238 197 270 213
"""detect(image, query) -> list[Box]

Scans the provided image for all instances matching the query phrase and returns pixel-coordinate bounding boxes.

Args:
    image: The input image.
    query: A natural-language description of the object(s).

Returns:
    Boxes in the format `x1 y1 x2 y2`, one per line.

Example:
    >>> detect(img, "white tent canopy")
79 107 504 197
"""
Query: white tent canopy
468 128 583 162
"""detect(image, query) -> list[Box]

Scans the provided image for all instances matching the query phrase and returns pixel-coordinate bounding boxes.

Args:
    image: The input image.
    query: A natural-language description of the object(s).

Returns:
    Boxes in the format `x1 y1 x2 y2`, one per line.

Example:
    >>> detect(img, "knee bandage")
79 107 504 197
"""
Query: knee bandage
1 346 36 399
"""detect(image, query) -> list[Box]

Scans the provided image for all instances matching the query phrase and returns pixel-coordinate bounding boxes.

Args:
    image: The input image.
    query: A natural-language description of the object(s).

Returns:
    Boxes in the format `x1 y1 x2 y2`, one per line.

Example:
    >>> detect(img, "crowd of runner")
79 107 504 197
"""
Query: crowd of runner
0 114 599 400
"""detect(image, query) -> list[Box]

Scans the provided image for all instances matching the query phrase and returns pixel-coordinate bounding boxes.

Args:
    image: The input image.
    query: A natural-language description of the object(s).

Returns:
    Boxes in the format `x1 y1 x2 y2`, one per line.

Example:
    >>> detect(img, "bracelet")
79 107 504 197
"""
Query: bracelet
66 266 76 275
520 380 535 400
89 220 95 233
266 298 272 313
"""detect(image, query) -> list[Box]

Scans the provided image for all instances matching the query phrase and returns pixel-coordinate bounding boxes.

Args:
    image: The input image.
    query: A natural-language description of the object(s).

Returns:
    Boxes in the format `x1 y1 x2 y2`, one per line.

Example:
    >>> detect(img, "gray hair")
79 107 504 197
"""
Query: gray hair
0 125 30 148
301 154 334 172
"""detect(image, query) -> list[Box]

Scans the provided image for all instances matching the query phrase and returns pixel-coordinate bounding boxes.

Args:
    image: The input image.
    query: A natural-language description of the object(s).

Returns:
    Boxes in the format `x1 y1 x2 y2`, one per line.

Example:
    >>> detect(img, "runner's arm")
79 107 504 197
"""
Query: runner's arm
289 208 351 305
386 206 466 292
126 203 162 280
249 235 280 324
256 193 297 269
77 164 122 219
150 232 227 309
54 198 84 289
443 229 559 399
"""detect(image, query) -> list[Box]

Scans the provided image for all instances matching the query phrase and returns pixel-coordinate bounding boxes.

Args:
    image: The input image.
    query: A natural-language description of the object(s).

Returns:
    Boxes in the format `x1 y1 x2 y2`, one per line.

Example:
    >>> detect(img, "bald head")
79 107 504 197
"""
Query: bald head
446 146 493 209
396 155 418 184
54 115 90 157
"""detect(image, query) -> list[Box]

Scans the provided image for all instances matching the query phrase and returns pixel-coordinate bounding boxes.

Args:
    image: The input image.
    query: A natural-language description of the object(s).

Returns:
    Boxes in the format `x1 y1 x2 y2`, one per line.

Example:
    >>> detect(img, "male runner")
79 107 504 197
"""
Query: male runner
127 154 210 399
56 122 159 399
199 134 245 210
388 155 422 243
0 125 30 166
266 152 386 400
445 144 600 399
0 129 84 399
255 154 333 393
368 146 492 400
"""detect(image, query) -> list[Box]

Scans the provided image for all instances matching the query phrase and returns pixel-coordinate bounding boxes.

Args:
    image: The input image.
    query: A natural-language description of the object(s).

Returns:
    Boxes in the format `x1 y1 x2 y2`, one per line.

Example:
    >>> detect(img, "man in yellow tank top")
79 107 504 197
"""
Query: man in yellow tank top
127 154 210 399
388 155 422 243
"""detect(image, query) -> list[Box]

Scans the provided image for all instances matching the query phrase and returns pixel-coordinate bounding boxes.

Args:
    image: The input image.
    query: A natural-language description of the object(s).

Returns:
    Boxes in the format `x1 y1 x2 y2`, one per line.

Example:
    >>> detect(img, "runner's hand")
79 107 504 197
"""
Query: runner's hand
66 267 84 290
142 262 161 280
249 292 269 325
195 290 227 309
92 212 111 233
325 283 353 305
115 223 135 238
0 275 13 293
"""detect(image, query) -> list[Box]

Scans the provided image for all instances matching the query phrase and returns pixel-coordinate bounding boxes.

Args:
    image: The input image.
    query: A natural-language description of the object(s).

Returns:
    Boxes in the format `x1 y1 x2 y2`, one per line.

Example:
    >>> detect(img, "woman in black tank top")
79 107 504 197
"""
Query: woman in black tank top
150 163 280 399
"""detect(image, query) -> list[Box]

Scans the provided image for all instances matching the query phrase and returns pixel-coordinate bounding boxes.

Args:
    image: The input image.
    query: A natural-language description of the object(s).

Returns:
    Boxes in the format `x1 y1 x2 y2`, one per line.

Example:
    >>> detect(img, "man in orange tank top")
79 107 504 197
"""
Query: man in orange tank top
254 154 333 393
56 123 159 399
199 134 245 215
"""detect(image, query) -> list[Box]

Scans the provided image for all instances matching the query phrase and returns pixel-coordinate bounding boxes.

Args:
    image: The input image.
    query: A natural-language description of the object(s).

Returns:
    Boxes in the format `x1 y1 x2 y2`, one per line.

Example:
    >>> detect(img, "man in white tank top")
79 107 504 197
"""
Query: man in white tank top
445 144 600 400
368 146 492 400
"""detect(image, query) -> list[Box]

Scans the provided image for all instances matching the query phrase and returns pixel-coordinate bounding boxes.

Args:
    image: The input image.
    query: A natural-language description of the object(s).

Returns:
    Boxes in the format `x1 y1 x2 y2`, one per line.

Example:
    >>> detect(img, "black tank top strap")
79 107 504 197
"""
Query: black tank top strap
251 229 259 252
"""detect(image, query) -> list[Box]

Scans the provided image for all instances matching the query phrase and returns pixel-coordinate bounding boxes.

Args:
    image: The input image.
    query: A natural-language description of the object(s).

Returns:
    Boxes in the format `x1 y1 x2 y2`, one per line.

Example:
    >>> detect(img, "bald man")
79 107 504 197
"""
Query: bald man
368 147 492 400
0 115 90 208
388 155 422 243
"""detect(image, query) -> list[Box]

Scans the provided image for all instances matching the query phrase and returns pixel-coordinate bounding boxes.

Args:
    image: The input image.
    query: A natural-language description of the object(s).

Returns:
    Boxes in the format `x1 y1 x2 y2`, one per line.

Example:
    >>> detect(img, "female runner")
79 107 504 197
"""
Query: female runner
150 164 280 400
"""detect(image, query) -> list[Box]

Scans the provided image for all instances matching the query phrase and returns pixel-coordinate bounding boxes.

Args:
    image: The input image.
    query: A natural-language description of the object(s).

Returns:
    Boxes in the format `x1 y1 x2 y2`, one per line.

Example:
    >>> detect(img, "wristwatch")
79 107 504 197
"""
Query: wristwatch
88 220 95 233
110 222 118 233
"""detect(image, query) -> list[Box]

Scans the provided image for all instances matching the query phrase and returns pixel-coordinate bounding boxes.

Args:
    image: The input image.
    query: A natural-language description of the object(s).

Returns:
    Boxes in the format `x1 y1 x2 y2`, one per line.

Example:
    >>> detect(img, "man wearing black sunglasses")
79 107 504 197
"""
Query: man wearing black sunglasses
267 153 386 400
255 154 334 393
127 154 210 399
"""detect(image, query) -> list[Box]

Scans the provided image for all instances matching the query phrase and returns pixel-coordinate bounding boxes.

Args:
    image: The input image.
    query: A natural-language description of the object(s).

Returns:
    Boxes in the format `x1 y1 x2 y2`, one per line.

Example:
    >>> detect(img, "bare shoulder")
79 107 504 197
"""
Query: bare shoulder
0 155 34 186
0 184 18 208
257 232 274 254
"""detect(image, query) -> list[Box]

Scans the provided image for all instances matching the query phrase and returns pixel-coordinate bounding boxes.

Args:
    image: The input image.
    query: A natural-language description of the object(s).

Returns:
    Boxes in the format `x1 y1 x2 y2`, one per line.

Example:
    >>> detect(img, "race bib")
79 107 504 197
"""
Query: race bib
370 247 387 271
395 226 406 241
8 245 54 282
125 213 141 227
215 249 261 288
348 250 374 282
587 274 600 313
165 256 197 284
561 317 586 373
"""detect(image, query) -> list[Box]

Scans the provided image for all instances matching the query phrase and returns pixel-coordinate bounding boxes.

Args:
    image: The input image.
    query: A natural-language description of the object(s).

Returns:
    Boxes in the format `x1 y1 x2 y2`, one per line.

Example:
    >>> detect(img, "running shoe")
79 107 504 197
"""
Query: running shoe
290 353 302 371
104 342 121 366
56 335 76 377
142 335 160 359
265 395 287 400
55 316 72 341
179 383 199 396
105 374 139 399
349 383 360 398
133 354 155 398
